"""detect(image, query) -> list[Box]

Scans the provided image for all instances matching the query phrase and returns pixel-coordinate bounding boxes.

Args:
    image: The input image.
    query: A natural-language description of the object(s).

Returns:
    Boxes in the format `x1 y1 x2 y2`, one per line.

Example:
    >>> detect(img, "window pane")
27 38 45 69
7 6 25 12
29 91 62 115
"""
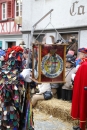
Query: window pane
20 5 22 11
16 2 19 6
16 12 19 16
15 1 22 17
16 6 19 11
2 3 6 19
3 9 5 13
20 11 22 16
3 4 5 8
3 14 5 18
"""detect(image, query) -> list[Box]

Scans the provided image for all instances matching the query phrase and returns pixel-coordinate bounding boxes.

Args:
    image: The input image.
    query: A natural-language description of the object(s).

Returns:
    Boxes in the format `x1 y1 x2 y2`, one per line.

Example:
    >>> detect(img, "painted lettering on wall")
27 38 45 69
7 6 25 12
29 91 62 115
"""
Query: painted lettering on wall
70 1 85 16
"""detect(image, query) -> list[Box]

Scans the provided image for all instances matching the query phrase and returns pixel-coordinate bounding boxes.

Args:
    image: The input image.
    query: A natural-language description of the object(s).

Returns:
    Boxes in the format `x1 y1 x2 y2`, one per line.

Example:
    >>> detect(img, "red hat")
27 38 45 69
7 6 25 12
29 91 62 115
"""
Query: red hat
78 48 87 54
11 46 17 51
11 46 23 52
6 48 12 54
15 46 23 52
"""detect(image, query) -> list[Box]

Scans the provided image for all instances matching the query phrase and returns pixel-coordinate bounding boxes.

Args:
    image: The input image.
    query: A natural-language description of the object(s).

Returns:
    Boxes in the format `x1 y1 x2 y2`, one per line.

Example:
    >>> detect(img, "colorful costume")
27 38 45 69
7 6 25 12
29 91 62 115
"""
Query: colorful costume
0 46 34 130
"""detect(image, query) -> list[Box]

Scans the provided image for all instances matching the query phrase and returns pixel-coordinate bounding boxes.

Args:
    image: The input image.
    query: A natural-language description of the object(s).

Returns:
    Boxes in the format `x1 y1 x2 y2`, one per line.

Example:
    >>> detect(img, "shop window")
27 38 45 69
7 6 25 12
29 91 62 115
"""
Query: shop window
0 41 2 49
15 0 22 17
2 3 7 20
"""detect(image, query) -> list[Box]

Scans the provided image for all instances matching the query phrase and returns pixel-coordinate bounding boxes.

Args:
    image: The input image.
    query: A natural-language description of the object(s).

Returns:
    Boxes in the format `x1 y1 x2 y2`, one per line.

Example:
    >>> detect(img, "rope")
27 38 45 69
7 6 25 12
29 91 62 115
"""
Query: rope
65 67 74 78
35 12 66 43
49 22 66 43
35 22 50 41
35 21 66 43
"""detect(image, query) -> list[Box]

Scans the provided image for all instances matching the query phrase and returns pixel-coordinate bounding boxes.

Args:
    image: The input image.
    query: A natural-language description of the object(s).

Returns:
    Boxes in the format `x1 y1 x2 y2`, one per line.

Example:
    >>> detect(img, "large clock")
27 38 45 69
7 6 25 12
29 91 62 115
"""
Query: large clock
32 43 67 83
41 53 63 78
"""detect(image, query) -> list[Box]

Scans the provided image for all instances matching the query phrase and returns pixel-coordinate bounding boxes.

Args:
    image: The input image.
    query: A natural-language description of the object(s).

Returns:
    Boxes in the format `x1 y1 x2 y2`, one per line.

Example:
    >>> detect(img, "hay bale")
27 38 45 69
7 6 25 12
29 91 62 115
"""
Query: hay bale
35 98 79 124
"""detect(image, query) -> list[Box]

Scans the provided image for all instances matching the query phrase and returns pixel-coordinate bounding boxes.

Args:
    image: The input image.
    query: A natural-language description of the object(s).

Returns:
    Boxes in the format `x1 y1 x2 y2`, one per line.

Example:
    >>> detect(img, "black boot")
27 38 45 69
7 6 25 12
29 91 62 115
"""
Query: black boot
73 126 82 130
67 90 72 101
61 89 66 100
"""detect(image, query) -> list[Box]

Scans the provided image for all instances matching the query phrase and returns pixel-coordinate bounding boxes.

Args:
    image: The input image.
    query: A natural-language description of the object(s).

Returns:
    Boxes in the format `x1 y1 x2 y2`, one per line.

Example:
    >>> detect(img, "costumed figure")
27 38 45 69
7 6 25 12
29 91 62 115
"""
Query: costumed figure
19 41 26 49
61 51 76 101
0 45 34 130
72 48 87 81
71 48 87 130
31 83 53 107
75 48 87 67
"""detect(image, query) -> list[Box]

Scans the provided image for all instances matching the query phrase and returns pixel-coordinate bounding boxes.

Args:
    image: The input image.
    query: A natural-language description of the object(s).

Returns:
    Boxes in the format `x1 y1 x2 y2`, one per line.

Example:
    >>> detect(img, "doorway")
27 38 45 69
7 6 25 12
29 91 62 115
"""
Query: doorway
6 42 16 48
8 42 16 48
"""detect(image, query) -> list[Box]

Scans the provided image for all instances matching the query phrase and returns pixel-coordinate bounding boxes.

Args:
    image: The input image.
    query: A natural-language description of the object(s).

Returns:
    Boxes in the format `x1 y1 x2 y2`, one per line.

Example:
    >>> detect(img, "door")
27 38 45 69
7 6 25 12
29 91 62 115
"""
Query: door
6 42 16 48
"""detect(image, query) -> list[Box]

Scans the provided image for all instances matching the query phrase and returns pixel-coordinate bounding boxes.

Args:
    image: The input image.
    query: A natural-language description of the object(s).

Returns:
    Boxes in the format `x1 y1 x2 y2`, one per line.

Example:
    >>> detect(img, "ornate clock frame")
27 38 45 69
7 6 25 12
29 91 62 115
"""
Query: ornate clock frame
32 43 67 83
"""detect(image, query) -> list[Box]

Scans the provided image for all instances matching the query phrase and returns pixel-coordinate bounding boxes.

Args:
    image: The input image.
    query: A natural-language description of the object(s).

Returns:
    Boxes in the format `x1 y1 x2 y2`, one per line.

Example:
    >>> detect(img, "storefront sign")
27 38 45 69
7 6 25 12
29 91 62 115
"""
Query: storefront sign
24 0 87 29
70 1 85 16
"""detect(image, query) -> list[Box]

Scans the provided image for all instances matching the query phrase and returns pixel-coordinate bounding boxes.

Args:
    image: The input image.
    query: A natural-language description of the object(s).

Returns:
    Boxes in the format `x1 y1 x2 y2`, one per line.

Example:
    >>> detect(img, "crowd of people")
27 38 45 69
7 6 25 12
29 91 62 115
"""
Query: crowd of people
0 36 87 130
30 36 87 130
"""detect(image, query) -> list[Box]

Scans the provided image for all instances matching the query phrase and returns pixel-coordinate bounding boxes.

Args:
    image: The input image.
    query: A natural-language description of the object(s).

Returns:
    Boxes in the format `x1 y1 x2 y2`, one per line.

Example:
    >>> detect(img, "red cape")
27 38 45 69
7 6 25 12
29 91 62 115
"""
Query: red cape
71 61 87 122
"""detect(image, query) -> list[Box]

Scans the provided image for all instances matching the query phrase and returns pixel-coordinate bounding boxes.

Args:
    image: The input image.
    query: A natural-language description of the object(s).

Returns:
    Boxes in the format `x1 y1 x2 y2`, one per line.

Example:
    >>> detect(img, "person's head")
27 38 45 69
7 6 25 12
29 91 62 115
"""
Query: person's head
77 52 85 59
66 54 76 68
68 36 76 44
67 50 74 56
77 48 87 59
19 41 26 49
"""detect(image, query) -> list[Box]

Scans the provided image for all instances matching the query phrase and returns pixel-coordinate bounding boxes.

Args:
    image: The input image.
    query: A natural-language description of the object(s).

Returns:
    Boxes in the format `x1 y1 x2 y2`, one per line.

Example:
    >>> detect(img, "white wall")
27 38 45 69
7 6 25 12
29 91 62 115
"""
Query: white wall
22 0 87 31
80 30 87 48
22 34 29 48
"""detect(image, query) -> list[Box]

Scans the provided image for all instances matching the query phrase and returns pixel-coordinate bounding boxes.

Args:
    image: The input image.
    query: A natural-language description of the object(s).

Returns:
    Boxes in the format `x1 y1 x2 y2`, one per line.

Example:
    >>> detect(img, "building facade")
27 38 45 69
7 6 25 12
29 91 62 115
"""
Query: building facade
22 0 87 49
0 0 22 49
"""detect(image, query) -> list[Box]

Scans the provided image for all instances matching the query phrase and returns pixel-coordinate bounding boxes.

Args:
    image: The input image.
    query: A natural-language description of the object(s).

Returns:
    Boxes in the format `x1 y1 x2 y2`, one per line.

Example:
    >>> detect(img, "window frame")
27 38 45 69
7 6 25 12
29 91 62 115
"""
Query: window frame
0 41 2 48
15 0 22 17
2 2 7 20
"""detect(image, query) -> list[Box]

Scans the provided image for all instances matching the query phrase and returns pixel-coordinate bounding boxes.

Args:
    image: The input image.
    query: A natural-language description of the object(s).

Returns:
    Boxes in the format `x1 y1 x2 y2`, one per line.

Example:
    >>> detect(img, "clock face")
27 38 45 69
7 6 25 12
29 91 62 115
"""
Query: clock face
33 46 39 79
41 54 63 78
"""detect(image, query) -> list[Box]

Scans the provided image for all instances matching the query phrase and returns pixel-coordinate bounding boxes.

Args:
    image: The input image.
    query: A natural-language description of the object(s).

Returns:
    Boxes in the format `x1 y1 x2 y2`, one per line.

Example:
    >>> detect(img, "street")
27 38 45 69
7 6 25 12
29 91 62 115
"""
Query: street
34 109 73 130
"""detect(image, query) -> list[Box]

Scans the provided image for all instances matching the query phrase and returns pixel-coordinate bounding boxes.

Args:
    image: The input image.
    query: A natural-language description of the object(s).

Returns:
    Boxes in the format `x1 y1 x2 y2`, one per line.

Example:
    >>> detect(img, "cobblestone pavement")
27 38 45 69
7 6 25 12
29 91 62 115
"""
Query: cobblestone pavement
33 109 73 130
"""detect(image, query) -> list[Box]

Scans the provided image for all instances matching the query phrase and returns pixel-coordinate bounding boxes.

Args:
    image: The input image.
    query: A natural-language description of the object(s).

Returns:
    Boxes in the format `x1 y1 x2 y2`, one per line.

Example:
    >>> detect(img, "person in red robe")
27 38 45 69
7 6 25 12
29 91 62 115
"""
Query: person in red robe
71 50 87 130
